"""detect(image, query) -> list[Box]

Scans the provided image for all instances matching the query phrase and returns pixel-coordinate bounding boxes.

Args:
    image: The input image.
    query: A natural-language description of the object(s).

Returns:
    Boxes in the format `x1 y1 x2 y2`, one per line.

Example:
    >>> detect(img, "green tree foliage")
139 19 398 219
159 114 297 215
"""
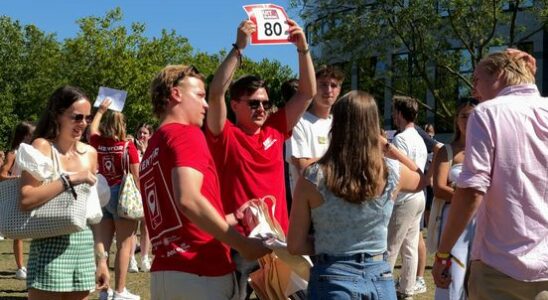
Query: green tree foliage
0 8 294 149
292 0 546 129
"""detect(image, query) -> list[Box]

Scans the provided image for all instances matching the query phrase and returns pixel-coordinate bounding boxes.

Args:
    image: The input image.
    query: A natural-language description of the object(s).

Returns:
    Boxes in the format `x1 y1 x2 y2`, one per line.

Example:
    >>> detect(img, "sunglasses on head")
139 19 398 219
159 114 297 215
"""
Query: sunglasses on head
173 65 201 87
246 99 273 110
70 114 93 123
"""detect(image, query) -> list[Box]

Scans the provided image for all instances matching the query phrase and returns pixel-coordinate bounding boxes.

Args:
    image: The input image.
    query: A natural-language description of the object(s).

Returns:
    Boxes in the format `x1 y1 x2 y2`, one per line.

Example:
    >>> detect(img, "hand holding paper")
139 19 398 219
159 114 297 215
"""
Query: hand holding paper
94 87 127 112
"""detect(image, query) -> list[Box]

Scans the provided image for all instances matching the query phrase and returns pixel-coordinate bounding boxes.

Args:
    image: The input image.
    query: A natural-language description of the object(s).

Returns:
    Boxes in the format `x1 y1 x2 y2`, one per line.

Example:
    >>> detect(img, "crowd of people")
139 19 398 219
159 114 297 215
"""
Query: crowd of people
0 18 546 300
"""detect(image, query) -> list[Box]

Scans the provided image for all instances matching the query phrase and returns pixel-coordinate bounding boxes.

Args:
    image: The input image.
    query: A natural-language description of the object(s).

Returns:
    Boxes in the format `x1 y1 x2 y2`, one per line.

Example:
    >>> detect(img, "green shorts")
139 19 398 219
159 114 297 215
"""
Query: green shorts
27 228 95 292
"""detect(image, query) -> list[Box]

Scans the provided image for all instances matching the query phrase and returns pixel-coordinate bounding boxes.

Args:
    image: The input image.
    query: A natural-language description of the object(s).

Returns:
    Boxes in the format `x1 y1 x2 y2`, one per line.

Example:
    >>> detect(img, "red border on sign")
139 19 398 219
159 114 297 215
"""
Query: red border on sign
243 4 291 45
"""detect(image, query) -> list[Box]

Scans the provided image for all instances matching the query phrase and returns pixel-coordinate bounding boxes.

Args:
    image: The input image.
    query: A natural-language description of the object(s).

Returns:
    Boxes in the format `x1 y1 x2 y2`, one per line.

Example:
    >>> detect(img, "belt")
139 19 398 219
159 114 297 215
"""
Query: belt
313 252 386 264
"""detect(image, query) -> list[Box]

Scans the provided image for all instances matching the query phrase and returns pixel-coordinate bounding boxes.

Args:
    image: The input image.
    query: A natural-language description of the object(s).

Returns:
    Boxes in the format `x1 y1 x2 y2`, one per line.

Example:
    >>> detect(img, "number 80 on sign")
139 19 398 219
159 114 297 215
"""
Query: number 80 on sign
243 4 291 45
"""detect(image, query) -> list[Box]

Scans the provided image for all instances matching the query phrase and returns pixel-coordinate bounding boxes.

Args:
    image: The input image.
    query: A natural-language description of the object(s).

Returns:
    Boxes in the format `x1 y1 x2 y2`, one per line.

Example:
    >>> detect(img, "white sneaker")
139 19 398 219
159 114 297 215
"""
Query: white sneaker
15 267 27 280
128 256 139 273
113 288 140 300
414 277 427 294
0 235 4 240
140 256 151 272
99 288 114 300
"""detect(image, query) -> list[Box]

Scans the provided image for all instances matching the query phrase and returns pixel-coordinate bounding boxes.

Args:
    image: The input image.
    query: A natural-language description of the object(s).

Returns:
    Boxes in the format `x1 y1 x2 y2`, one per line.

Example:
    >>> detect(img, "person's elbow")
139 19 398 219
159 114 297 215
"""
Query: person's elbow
19 189 37 211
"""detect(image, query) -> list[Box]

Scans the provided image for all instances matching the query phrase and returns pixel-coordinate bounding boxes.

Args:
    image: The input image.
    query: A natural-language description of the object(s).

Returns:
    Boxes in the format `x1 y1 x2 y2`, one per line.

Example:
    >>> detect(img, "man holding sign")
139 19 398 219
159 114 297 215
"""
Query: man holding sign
205 16 315 299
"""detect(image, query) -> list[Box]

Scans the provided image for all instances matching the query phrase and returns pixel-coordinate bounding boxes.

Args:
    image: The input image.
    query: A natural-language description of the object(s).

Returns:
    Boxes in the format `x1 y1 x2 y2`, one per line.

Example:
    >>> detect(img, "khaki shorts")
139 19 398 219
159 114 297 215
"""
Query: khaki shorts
151 270 238 300
469 260 548 300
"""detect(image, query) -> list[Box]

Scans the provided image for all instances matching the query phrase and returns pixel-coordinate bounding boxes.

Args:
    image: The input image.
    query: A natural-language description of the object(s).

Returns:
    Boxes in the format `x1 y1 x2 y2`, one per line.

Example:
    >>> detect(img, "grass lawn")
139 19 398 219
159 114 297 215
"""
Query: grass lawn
0 237 436 300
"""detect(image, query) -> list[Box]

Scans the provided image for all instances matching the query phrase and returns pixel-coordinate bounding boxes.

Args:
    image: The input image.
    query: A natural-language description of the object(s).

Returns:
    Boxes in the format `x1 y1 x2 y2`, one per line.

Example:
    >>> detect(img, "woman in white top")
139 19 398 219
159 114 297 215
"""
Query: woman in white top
0 121 35 280
431 99 478 300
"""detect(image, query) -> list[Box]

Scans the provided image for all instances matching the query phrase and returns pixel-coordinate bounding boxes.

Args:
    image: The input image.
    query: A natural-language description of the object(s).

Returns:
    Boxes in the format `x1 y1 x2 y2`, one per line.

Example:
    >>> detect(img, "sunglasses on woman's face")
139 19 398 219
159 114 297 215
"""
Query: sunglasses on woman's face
246 99 273 110
70 114 93 123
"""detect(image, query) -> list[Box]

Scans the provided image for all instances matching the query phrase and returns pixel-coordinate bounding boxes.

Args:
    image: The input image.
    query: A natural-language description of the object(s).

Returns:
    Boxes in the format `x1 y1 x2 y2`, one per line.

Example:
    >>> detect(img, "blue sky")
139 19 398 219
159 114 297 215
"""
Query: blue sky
0 0 303 73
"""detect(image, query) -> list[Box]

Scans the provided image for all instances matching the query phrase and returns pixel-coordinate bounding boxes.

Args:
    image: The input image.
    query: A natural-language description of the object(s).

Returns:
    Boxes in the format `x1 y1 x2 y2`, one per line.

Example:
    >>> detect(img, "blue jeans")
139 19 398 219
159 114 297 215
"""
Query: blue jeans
308 253 397 300
102 184 121 220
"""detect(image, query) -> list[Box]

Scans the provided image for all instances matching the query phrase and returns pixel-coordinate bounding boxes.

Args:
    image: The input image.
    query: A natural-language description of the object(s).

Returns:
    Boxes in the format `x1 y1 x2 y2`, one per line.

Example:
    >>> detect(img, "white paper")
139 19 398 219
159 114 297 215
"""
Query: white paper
243 4 291 45
94 87 128 112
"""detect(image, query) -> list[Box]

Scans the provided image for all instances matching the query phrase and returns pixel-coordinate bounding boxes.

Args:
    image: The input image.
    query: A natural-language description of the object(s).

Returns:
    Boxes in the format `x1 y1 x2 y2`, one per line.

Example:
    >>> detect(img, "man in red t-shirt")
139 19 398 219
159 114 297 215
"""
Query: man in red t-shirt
205 20 316 299
140 65 269 299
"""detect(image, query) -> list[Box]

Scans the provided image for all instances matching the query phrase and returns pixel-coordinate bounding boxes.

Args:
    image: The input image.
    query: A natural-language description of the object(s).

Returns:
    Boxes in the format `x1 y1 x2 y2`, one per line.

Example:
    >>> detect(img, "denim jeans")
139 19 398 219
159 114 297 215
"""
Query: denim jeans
308 253 397 300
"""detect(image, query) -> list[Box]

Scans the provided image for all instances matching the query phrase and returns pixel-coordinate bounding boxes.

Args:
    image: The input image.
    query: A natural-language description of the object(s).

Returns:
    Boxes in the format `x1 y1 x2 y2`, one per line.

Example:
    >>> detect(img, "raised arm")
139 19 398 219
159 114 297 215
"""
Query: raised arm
207 21 256 136
283 19 316 131
89 98 112 136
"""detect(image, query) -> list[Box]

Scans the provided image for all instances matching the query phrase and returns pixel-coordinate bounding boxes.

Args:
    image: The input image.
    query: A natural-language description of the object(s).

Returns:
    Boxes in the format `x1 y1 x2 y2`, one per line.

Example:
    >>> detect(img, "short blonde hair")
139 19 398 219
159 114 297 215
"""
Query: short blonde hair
150 65 205 117
480 52 535 86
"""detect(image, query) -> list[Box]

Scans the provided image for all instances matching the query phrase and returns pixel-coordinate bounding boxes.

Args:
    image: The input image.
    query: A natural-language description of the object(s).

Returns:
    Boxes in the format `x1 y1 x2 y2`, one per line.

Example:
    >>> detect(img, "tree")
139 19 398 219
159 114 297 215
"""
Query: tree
291 0 547 130
0 16 63 148
0 8 294 149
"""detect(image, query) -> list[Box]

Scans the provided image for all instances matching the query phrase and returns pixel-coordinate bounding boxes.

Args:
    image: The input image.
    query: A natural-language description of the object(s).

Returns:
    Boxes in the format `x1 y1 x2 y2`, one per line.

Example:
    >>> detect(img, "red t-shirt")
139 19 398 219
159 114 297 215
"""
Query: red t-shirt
89 134 140 186
205 109 290 235
139 123 234 276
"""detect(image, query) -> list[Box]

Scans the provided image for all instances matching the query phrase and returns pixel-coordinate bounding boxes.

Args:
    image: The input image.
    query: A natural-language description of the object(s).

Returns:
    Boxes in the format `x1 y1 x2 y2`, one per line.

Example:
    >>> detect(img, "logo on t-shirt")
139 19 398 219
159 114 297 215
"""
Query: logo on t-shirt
317 136 328 144
263 136 278 150
102 156 116 176
144 177 162 230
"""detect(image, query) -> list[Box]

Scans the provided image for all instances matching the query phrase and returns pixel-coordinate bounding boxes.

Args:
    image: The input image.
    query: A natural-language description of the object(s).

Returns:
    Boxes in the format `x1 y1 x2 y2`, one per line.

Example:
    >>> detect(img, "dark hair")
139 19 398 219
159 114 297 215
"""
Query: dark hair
317 90 387 203
136 123 154 135
316 65 345 82
280 79 299 103
10 121 35 150
393 96 419 122
229 75 269 100
150 65 205 118
453 97 478 142
34 86 89 141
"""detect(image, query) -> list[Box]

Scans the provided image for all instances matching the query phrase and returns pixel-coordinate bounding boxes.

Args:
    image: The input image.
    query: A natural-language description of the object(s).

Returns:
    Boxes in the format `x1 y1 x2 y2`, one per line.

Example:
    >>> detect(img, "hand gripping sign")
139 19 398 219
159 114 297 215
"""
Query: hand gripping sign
243 4 291 45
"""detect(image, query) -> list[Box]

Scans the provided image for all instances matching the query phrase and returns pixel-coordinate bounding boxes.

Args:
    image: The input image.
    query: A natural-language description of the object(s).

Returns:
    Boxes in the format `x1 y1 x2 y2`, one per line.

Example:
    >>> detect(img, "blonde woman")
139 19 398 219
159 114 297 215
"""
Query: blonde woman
89 99 140 300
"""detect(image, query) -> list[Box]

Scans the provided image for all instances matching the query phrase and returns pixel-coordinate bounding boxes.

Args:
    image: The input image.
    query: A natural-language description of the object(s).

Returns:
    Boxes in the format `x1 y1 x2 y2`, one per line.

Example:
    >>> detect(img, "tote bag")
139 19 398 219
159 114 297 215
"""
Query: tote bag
117 141 143 220
0 145 89 239
426 144 453 254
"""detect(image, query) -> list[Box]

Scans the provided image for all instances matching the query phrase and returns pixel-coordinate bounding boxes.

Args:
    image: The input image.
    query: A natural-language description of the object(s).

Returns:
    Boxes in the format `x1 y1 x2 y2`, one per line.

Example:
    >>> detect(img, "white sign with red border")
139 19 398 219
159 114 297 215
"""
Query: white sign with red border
243 4 291 45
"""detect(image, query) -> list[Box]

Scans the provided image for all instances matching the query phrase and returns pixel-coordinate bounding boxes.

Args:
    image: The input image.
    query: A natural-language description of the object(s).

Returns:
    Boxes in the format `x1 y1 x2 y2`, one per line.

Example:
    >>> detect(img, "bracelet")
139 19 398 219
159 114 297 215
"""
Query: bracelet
435 251 452 266
95 250 109 261
59 174 70 191
232 43 242 57
297 47 310 54
231 43 243 67
435 251 451 259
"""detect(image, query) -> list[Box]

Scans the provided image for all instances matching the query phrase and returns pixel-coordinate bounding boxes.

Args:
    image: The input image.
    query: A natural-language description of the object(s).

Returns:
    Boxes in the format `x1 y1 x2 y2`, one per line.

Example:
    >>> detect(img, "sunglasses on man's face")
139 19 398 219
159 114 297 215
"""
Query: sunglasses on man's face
70 114 93 123
246 99 273 110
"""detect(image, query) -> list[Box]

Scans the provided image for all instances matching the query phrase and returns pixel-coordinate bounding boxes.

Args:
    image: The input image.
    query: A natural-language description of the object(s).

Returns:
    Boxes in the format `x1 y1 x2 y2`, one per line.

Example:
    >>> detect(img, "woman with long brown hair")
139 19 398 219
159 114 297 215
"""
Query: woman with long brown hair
432 98 478 300
287 91 426 299
19 85 107 300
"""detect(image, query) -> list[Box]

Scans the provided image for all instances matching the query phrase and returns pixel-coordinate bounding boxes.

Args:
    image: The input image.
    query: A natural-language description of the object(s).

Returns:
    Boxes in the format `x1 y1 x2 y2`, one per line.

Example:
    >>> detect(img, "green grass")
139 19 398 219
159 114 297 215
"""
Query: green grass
0 238 436 300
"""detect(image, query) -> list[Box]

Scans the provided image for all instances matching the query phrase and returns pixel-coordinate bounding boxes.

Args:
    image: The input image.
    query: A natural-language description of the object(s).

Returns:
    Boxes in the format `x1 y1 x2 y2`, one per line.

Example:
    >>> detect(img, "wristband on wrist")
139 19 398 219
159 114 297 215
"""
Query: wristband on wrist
435 251 452 266
95 250 109 261
232 43 243 67
59 174 70 191
297 47 310 54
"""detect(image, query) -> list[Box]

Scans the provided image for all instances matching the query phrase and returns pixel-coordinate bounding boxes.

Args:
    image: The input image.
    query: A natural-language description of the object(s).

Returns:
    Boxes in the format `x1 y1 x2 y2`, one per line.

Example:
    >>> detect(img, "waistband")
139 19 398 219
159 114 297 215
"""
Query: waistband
312 252 387 264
